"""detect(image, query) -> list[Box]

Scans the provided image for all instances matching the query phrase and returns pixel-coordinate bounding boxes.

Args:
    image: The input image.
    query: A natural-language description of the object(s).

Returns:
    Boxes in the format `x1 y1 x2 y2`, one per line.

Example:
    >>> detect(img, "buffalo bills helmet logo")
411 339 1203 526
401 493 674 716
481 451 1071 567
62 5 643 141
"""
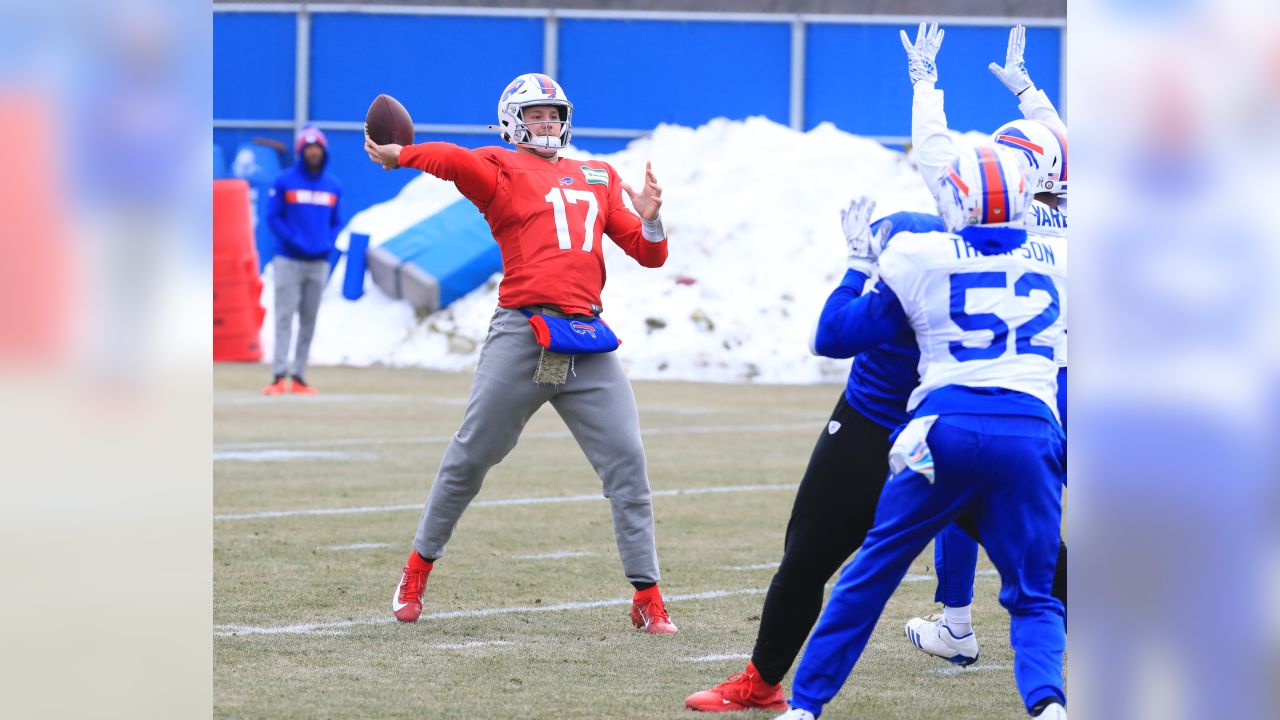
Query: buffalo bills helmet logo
569 321 596 337
558 177 573 185
500 79 523 103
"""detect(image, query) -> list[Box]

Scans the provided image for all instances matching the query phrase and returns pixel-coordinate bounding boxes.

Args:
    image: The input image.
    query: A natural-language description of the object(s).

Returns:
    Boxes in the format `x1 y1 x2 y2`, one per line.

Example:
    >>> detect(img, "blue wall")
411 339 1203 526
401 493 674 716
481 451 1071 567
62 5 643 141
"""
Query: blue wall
213 13 295 121
559 19 792 129
806 24 1061 137
308 15 544 124
214 10 1064 230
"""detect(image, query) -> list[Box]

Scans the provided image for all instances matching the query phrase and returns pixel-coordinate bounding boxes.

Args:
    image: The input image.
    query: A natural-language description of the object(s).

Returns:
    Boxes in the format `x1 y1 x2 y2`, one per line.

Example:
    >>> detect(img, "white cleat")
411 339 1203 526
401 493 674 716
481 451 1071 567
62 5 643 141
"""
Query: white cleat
773 710 815 720
904 613 980 666
1033 702 1066 719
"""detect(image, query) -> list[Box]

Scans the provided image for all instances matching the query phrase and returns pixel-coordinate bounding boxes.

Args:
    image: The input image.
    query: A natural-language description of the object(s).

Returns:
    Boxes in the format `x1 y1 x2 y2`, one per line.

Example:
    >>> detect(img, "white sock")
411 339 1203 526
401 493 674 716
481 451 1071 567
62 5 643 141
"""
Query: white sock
943 604 973 636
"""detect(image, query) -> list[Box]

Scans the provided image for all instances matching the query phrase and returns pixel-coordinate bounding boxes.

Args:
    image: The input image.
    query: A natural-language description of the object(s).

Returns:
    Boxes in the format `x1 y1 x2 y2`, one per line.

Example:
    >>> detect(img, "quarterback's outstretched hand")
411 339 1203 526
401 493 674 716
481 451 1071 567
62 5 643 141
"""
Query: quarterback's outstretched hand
364 131 402 170
988 25 1035 96
622 161 663 221
840 196 890 275
900 22 944 86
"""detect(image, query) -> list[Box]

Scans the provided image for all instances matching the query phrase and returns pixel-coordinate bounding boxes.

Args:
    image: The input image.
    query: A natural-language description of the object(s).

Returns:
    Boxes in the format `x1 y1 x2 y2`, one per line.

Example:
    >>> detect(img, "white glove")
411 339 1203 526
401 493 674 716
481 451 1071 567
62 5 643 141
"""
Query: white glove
988 25 1035 96
900 22 945 86
840 196 891 274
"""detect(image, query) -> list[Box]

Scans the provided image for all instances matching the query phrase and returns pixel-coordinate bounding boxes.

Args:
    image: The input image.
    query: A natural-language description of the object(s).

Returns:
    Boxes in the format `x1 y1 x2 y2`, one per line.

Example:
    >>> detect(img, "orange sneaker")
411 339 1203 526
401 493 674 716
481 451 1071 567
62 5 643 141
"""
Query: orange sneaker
685 661 788 712
261 376 287 396
289 377 317 395
392 551 433 623
630 585 678 634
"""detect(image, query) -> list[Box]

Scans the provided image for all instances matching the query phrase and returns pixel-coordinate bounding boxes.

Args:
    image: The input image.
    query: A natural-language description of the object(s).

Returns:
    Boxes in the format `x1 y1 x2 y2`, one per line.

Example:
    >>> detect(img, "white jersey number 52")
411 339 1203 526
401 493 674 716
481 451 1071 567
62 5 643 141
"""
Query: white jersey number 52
950 271 1060 362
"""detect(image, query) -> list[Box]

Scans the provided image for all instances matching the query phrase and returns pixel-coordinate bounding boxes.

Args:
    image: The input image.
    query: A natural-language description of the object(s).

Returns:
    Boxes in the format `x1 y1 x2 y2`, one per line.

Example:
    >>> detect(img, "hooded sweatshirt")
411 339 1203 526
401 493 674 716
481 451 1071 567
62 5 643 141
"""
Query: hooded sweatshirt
266 129 343 261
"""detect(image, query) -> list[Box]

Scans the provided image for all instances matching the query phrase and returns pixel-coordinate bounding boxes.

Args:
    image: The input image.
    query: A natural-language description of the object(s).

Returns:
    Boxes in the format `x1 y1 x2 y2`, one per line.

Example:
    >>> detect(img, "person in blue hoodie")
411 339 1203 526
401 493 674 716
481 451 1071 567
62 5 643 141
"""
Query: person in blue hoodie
262 126 343 396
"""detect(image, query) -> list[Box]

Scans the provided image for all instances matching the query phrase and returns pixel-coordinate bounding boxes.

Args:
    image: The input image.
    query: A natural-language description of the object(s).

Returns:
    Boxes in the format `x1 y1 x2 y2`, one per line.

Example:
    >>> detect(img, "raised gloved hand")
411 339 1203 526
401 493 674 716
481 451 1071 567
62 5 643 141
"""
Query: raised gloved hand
988 24 1035 96
900 22 945 86
840 196 891 275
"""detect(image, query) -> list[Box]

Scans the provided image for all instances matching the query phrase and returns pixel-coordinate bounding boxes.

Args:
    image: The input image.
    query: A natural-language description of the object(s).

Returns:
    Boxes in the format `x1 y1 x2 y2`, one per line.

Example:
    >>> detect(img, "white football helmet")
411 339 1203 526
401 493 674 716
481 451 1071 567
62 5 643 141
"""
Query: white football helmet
495 73 573 154
991 119 1067 196
935 142 1033 232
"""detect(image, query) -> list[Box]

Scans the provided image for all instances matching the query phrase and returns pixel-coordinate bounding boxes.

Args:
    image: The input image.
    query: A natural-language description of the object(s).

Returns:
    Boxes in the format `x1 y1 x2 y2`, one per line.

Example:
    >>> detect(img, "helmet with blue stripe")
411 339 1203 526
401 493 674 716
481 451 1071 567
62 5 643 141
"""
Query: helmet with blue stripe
935 141 1033 232
991 119 1068 196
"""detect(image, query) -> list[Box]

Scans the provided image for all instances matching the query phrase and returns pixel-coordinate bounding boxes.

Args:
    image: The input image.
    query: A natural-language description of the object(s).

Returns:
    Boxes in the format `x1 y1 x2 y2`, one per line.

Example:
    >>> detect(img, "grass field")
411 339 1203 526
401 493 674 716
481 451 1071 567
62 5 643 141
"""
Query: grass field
214 363 1026 719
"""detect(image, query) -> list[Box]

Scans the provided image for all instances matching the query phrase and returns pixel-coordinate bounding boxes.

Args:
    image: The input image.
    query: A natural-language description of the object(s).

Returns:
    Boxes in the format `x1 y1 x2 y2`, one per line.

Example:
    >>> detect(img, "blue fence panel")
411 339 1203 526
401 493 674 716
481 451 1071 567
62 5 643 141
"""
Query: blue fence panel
806 23 1061 138
213 128 294 176
569 136 635 155
559 19 791 129
213 13 296 120
309 15 543 123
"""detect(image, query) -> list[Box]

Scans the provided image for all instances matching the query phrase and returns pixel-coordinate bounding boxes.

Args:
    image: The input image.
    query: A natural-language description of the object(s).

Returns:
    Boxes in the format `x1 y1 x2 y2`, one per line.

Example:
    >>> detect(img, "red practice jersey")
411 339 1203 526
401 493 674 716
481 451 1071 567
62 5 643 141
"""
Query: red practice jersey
398 143 668 315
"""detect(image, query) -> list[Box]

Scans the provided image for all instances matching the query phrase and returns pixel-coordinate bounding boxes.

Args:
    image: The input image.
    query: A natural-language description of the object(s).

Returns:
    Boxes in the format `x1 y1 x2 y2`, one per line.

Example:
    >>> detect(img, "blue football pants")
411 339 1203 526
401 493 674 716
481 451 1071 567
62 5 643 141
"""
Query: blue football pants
933 367 1067 609
790 413 1066 717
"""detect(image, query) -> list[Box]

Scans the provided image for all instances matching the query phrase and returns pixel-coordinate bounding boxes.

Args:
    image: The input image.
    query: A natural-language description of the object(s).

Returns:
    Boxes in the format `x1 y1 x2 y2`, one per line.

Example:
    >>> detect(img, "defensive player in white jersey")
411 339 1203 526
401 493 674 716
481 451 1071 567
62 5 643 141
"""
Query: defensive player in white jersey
773 137 1067 720
899 23 1071 667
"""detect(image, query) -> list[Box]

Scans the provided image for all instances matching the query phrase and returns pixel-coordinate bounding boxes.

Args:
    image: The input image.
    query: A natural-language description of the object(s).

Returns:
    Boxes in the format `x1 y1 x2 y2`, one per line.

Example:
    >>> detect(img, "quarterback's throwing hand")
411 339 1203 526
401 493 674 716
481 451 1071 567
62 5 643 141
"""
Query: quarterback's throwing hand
622 161 663 221
364 131 402 170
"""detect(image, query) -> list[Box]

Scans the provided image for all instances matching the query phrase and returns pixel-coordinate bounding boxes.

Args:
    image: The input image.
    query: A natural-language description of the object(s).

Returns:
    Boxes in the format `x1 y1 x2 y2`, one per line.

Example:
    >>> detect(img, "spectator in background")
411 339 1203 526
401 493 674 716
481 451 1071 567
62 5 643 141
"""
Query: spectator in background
262 125 342 396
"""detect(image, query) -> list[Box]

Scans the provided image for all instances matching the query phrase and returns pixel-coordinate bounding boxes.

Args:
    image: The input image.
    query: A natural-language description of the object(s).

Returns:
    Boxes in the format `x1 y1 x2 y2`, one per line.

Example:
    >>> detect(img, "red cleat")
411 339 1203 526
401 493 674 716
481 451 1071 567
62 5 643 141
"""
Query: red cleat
289 377 317 395
392 551 433 623
684 661 788 712
261 377 287 396
630 585 678 634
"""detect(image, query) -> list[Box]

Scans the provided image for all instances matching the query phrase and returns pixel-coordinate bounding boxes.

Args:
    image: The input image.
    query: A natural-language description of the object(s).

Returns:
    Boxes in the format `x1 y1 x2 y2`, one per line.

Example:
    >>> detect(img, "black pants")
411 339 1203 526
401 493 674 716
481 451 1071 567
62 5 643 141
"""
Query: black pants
750 395 1068 686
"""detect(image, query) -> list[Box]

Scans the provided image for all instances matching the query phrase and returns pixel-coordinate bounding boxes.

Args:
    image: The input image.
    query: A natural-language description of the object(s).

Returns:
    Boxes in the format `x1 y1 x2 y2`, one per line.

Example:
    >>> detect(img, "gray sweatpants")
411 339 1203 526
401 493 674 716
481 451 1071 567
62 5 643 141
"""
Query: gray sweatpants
271 256 328 379
414 307 661 584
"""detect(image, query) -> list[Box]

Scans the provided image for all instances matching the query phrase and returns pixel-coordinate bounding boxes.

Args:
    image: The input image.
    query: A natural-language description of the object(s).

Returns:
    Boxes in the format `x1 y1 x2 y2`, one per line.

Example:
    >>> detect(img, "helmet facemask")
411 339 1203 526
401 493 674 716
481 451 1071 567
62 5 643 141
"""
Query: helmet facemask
509 102 572 155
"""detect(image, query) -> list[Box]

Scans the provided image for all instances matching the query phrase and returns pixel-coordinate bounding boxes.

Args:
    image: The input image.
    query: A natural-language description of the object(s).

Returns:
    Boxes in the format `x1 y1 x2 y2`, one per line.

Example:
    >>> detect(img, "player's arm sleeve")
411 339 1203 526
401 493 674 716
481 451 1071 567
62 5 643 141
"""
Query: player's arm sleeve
604 165 667 268
809 269 910 358
266 178 294 245
397 142 500 209
911 84 957 201
1018 88 1067 132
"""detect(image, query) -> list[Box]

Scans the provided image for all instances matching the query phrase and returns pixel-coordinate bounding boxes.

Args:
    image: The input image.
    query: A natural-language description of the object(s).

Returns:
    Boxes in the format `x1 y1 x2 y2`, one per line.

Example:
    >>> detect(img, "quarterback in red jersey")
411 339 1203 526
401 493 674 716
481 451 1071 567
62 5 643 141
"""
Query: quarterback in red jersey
365 72 677 634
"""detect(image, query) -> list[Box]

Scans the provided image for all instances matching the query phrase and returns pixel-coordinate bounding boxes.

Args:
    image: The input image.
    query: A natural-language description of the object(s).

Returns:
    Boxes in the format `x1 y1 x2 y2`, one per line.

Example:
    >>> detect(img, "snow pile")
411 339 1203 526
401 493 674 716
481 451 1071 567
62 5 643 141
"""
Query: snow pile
263 116 940 384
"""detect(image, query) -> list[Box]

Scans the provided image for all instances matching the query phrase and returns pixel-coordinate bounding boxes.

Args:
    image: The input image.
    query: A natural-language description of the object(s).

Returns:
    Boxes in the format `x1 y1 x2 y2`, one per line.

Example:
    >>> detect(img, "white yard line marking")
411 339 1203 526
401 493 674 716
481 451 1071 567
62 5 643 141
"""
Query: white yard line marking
514 551 595 560
213 421 818 452
727 562 778 571
213 450 376 462
679 653 753 663
215 587 768 637
215 483 797 521
319 542 391 552
428 640 514 650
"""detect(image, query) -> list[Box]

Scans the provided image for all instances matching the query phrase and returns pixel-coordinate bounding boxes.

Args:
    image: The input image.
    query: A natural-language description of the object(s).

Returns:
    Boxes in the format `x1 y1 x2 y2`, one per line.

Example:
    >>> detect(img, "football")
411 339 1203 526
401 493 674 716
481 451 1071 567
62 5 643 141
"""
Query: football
365 94 415 146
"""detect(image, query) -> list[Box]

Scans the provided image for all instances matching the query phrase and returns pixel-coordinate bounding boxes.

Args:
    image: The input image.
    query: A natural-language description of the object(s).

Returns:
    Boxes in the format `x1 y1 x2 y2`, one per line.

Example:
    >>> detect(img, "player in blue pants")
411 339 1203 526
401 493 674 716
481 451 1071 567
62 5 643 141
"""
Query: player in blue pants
775 124 1067 720
911 366 1066 661
904 22 1071 664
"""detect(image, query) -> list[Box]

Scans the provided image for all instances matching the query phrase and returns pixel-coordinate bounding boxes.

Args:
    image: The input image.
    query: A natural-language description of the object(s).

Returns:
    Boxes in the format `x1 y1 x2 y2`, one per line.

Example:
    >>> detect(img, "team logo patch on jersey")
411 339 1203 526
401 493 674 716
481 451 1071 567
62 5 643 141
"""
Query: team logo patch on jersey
581 167 609 185
558 176 574 185
827 421 841 435
569 321 597 337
